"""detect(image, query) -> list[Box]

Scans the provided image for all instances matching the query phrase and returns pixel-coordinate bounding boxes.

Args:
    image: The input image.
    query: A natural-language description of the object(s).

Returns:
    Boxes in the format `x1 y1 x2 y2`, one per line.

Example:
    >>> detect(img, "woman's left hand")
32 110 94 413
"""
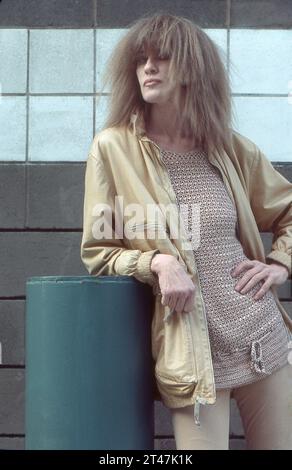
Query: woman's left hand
230 259 289 301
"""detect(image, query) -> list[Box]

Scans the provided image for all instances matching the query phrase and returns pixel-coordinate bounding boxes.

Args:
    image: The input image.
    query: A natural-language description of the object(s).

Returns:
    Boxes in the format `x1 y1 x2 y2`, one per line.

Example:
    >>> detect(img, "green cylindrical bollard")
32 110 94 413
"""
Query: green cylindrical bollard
25 276 155 450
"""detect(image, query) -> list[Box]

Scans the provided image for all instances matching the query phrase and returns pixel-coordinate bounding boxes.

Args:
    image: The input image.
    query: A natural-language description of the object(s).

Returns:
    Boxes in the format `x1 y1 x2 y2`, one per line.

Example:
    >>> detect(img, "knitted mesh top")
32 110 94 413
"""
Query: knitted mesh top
160 147 290 389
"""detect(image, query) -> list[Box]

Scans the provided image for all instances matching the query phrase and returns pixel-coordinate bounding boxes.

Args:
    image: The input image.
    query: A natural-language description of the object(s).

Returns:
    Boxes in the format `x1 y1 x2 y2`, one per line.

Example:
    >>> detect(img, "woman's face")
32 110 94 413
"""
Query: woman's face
135 48 179 105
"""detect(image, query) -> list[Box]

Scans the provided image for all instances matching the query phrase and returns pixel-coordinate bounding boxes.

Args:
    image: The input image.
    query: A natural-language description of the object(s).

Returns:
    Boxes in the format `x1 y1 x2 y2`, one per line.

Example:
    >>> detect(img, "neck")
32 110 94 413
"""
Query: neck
145 103 196 150
146 102 187 141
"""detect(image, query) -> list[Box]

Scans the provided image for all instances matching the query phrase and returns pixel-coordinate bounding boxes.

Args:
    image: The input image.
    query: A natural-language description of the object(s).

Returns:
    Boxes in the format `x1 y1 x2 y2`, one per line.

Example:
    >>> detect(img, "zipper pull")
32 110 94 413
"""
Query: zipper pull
194 399 201 426
194 396 209 426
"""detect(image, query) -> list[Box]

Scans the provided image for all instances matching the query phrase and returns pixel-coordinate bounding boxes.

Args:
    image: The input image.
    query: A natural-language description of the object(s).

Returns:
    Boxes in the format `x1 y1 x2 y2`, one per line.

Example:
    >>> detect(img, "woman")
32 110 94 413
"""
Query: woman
81 13 292 449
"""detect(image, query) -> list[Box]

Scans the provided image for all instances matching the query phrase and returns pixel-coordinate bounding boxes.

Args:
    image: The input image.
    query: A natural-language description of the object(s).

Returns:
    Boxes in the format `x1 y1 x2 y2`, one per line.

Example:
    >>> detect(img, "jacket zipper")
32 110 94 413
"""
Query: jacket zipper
148 139 199 383
154 141 216 409
144 137 217 422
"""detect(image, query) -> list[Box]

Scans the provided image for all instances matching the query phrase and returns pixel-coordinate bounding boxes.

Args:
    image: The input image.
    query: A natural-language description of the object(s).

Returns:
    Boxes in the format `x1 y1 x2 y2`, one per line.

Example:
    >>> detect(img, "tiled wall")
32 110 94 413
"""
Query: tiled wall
1 26 292 161
0 0 291 450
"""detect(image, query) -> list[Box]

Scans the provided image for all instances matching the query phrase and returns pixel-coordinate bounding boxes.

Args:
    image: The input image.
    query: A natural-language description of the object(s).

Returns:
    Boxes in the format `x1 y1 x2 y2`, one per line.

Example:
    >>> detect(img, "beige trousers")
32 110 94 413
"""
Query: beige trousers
170 362 292 450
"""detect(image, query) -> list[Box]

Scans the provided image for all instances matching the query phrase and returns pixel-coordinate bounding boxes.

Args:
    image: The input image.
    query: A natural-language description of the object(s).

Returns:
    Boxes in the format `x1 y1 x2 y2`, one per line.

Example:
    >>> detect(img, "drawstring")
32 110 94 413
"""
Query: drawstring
194 338 270 427
193 396 208 426
250 329 273 375
250 339 267 374
194 334 272 427
194 400 201 426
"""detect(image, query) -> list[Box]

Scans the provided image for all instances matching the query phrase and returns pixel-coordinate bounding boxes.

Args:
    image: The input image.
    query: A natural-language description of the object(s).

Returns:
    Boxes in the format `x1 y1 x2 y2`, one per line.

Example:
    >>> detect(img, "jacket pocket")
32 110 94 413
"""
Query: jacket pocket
153 306 198 398
155 371 198 399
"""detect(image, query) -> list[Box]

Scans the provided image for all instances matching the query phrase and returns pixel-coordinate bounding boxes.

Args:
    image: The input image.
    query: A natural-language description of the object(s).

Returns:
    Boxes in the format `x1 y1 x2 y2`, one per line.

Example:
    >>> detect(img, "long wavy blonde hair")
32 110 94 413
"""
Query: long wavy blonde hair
99 12 235 156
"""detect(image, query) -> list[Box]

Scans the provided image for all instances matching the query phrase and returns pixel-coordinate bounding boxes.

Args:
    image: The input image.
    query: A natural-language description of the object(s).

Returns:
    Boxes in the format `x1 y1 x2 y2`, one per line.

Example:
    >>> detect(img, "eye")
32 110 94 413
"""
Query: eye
135 53 170 66
136 56 146 64
158 54 169 60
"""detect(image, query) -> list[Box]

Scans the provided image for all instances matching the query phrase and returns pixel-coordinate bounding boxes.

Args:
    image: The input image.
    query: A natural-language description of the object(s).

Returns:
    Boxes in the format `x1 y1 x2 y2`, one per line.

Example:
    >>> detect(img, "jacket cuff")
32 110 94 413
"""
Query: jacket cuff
266 251 292 279
135 249 161 286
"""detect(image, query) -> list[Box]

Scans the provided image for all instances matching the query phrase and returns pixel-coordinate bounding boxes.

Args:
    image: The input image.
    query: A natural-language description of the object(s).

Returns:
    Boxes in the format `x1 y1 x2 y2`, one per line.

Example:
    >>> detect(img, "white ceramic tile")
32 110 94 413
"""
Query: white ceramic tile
232 96 292 161
0 96 26 161
96 28 128 92
0 29 27 93
205 28 228 68
95 95 109 132
30 30 94 93
29 96 93 161
230 29 292 94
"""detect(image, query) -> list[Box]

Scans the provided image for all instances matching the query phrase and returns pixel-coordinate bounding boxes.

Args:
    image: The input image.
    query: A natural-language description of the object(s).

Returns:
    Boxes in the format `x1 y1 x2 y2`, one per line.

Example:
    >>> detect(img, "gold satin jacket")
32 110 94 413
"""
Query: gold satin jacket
80 111 292 425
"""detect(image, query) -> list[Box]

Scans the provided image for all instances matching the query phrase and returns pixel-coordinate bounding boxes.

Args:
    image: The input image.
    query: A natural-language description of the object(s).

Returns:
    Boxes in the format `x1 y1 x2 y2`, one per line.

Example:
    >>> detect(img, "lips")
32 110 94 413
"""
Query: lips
144 80 161 86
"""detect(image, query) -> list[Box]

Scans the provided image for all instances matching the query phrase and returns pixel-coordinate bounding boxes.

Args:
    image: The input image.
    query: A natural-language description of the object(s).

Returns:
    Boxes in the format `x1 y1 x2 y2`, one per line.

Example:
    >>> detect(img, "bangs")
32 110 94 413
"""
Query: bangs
130 17 178 63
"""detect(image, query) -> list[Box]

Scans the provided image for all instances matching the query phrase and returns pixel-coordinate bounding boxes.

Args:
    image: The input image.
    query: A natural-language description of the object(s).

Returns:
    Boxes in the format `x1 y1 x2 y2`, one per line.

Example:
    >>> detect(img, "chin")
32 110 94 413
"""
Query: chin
143 96 161 104
143 92 164 102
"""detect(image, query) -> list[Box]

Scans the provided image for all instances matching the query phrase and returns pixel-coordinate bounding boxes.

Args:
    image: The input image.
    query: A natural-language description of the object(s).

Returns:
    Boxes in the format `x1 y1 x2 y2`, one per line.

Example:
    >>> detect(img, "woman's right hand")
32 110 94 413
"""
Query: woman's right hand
150 254 196 315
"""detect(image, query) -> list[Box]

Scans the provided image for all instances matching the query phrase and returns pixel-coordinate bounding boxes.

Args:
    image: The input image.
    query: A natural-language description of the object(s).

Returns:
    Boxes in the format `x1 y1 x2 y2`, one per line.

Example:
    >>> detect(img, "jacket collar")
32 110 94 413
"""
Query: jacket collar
129 110 156 143
128 110 239 214
129 109 220 165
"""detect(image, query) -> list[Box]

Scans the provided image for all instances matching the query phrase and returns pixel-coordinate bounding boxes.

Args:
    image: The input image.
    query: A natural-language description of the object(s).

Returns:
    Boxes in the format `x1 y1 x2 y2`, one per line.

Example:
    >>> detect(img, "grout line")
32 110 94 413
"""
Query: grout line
93 0 97 140
1 160 292 166
226 0 231 79
0 25 291 31
24 29 30 228
93 0 97 28
25 29 29 163
0 26 98 29
1 92 110 96
226 0 231 28
0 161 87 165
0 92 110 96
93 27 96 138
1 92 289 97
0 365 25 369
0 297 25 300
0 228 83 231
227 24 230 79
1 90 287 98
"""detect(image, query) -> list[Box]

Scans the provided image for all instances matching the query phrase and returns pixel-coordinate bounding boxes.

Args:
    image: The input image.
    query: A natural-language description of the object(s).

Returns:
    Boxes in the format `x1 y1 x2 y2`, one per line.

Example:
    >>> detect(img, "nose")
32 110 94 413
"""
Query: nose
144 56 158 73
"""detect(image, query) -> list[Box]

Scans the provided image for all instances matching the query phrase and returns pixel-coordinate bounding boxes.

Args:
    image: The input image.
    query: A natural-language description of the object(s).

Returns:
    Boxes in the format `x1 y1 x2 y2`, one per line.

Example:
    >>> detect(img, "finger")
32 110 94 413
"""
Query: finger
235 268 266 292
183 292 196 312
235 277 257 293
167 294 176 312
175 294 189 314
231 259 259 277
253 279 272 300
239 267 264 286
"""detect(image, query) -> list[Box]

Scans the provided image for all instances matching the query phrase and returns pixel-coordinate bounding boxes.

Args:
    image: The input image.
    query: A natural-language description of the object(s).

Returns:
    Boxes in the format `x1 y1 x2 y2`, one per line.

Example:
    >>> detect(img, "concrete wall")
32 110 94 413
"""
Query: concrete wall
0 0 291 450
